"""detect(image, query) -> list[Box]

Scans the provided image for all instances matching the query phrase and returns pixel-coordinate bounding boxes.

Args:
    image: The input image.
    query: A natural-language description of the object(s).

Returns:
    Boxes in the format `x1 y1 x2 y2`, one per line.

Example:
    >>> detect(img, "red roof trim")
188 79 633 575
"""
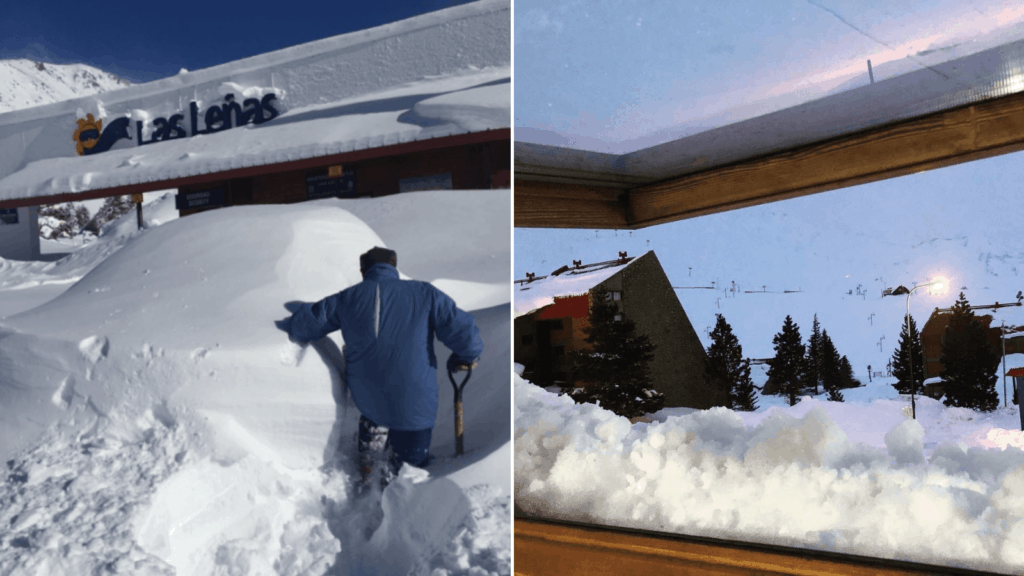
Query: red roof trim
0 128 509 209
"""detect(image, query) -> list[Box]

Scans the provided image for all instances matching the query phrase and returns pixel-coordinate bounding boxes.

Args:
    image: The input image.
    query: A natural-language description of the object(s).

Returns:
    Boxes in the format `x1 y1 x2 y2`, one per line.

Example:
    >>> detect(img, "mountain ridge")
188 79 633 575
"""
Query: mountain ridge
0 59 132 115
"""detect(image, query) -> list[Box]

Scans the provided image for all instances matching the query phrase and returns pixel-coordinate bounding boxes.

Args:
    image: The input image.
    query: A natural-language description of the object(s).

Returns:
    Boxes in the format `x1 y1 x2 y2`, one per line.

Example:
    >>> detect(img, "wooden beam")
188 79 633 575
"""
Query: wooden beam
514 91 1024 229
514 180 629 229
627 91 1024 229
515 517 996 576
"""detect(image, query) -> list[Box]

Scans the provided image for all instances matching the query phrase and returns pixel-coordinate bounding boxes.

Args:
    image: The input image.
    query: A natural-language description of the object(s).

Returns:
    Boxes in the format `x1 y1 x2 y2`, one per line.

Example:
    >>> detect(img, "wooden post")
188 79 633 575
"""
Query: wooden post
131 193 143 230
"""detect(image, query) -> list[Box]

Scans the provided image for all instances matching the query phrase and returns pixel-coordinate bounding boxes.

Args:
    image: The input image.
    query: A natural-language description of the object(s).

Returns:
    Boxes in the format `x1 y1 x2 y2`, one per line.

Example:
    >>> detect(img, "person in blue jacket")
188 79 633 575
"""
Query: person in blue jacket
284 247 483 493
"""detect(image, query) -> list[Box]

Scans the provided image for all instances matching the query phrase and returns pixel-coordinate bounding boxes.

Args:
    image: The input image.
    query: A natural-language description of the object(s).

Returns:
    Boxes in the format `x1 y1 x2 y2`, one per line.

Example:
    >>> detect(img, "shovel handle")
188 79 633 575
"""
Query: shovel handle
455 400 464 455
448 366 472 456
448 366 472 396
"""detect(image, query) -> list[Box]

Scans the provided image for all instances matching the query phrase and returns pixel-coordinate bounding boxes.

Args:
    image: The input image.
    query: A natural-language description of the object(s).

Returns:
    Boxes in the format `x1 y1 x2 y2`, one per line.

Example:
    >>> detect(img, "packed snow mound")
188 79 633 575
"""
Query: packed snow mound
336 188 510 284
515 374 1024 574
4 201 384 348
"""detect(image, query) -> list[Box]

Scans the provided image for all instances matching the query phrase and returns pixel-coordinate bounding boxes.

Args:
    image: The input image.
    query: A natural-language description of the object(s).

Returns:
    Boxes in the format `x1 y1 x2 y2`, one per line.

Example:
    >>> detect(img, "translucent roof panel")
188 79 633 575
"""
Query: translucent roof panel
515 1 1024 157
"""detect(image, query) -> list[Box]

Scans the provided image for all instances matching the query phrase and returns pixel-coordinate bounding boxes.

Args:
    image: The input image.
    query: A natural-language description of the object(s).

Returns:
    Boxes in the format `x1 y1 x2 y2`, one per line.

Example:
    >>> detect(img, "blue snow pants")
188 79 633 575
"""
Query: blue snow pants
357 415 432 489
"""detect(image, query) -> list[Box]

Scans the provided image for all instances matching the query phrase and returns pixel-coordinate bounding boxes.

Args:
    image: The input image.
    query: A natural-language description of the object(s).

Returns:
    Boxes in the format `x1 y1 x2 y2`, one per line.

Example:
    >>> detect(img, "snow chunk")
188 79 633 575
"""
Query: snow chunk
279 340 307 367
362 468 473 575
746 406 851 471
217 81 277 100
885 418 926 466
78 335 109 364
51 375 75 410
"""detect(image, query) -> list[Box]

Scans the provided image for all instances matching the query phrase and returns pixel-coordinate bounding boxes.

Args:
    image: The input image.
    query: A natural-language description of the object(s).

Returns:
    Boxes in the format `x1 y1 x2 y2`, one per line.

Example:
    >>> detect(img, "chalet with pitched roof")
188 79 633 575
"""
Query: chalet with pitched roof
514 250 725 410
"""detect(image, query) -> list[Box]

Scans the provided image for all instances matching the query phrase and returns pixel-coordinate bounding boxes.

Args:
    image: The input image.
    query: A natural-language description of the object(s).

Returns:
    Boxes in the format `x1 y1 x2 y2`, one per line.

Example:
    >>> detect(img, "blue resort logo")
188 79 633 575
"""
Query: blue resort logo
72 93 280 156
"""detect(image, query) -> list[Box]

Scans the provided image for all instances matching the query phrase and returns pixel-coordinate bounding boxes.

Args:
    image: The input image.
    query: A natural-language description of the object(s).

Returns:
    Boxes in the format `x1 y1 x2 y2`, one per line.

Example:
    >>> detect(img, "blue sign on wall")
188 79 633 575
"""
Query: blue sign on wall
0 208 18 225
175 188 225 210
306 168 357 200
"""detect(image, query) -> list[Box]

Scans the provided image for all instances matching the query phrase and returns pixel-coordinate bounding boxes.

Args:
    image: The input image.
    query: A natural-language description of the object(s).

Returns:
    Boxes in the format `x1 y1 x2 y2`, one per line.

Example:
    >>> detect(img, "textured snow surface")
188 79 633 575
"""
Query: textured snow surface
515 374 1024 574
0 188 510 575
513 257 636 317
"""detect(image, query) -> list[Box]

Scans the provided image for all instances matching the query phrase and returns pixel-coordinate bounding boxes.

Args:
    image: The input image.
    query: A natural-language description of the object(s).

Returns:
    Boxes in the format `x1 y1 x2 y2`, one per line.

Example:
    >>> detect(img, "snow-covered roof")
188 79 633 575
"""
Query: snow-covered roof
514 252 643 316
0 0 509 206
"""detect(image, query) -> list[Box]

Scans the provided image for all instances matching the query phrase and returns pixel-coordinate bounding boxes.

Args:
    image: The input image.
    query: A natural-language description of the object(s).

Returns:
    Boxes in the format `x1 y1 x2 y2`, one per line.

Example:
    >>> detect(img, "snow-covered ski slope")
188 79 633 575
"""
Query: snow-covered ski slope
0 0 510 203
0 188 510 575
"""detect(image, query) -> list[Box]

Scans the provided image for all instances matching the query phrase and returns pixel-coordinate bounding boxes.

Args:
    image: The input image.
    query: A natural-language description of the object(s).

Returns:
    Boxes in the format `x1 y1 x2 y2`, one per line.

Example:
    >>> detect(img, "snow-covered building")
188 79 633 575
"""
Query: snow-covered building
514 250 725 410
0 0 509 260
921 301 1024 380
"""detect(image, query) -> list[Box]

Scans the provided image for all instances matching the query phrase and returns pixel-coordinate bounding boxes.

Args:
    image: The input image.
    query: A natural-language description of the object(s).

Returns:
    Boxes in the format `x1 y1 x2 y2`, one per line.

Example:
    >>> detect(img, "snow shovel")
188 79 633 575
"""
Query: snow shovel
447 366 472 456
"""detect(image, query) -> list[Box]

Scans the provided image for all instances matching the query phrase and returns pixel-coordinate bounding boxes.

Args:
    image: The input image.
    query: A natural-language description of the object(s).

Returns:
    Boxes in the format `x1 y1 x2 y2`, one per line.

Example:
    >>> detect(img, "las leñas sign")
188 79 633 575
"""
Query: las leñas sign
73 93 279 156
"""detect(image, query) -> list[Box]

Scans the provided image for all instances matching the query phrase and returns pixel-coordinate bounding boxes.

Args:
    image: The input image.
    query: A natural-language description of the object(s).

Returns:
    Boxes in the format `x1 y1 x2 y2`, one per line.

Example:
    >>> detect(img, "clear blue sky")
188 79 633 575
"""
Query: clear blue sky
1 0 476 84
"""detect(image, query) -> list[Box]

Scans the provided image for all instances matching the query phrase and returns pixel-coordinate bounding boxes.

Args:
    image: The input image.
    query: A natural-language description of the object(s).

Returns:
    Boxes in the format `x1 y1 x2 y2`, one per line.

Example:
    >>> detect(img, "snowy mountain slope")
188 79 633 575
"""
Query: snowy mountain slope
0 189 510 575
0 59 131 114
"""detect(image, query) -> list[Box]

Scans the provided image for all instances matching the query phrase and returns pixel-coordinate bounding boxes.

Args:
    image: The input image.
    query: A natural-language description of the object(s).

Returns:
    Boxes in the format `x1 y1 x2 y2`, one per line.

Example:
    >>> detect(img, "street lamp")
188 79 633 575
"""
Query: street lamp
887 276 948 419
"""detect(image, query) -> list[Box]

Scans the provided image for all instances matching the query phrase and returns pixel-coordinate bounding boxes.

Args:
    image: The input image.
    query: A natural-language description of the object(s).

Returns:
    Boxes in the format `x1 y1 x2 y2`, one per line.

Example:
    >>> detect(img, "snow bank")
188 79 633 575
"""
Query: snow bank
515 374 1024 573
0 189 510 575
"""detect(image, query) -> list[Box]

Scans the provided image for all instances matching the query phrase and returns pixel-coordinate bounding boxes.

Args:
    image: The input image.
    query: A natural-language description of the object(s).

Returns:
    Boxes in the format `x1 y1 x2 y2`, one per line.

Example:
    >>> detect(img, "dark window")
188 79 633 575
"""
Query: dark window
522 334 535 345
0 208 18 225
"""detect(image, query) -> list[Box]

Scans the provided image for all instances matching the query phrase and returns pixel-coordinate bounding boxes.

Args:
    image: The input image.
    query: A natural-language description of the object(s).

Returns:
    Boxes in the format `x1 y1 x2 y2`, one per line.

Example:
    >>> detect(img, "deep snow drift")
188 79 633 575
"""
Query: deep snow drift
515 369 1024 574
0 189 510 575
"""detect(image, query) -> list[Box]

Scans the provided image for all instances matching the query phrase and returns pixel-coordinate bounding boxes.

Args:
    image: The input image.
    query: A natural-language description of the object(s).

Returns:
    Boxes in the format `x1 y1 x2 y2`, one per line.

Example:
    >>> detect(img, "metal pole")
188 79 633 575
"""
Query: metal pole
907 291 916 419
1003 320 1008 408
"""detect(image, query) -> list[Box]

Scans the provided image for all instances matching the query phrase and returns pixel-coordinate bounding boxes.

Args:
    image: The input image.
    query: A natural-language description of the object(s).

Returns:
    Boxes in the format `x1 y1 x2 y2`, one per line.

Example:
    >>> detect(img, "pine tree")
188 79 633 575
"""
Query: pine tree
890 315 923 395
38 202 91 240
706 314 758 411
941 292 999 411
820 331 845 401
93 195 134 233
839 355 861 389
569 288 664 419
767 315 806 406
806 314 823 394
